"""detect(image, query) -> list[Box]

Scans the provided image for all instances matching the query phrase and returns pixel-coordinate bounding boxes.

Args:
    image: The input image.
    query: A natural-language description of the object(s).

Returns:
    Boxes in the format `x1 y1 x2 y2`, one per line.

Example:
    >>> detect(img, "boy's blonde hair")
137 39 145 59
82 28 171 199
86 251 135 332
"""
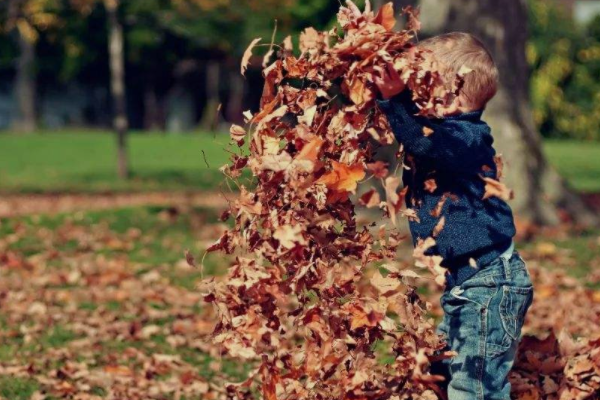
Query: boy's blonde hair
417 32 499 111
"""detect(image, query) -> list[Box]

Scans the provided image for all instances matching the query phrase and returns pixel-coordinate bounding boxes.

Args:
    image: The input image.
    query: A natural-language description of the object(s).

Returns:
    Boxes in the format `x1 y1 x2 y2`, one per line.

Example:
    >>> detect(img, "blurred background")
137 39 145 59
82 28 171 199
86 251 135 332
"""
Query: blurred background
0 1 599 399
0 0 598 194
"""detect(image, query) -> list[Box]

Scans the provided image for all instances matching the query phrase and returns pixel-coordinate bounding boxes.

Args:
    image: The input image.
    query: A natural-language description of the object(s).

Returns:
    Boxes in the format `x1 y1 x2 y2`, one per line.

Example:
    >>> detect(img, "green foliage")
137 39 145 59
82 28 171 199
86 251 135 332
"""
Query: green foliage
529 0 600 140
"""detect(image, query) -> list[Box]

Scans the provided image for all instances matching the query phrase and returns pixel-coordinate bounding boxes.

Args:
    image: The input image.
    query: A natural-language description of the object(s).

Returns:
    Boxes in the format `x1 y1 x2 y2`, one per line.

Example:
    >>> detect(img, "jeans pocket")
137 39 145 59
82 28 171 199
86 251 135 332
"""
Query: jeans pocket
499 285 533 341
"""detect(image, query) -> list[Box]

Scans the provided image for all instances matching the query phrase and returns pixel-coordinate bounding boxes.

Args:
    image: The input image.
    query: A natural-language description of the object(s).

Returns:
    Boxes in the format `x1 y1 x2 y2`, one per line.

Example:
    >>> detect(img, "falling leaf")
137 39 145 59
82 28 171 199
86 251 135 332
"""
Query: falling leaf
316 161 365 194
430 193 448 218
359 189 381 208
241 38 262 76
374 2 396 31
424 178 437 193
184 250 196 268
403 6 421 32
494 154 505 180
482 176 514 201
384 176 403 225
283 35 293 52
348 77 376 105
367 161 389 178
274 224 307 249
422 126 434 137
230 125 246 144
295 137 324 165
458 65 474 77
370 270 401 295
257 152 293 172
432 216 445 237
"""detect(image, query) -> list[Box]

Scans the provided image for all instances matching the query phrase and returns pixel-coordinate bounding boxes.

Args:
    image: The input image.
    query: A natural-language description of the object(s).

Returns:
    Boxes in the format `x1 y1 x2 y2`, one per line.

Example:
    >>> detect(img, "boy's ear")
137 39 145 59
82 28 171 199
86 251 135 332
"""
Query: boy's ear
434 95 466 117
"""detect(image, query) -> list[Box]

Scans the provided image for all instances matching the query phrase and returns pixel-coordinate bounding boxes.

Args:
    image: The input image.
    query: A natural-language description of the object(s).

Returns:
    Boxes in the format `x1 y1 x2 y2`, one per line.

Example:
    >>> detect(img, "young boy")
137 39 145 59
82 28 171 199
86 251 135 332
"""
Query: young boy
375 33 534 399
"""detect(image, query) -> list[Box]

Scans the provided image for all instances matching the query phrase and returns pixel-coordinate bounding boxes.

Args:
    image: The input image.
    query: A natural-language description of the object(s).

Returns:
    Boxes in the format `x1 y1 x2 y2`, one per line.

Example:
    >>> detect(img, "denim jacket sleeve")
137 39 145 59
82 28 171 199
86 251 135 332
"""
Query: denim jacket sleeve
377 93 495 173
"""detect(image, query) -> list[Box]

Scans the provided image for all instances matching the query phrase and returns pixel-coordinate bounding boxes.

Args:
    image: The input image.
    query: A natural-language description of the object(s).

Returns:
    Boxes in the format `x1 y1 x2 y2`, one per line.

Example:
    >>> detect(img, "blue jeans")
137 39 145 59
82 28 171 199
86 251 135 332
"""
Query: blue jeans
433 250 534 400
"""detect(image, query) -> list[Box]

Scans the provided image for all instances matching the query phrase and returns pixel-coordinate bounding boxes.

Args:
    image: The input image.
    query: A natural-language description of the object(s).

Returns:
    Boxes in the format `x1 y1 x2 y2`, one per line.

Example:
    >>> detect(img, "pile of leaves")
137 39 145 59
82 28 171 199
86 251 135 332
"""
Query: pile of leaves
509 256 600 400
202 2 462 399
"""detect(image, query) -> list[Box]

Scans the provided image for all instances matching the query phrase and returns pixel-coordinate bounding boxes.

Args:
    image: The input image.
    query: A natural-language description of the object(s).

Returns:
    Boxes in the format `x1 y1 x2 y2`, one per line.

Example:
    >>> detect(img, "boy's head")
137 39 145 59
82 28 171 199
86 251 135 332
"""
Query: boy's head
417 32 498 112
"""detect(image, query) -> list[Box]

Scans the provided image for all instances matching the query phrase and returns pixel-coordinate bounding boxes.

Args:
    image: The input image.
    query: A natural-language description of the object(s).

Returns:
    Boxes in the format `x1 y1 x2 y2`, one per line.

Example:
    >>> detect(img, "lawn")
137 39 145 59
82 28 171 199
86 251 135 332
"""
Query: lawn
0 131 598 194
543 139 600 193
0 130 233 193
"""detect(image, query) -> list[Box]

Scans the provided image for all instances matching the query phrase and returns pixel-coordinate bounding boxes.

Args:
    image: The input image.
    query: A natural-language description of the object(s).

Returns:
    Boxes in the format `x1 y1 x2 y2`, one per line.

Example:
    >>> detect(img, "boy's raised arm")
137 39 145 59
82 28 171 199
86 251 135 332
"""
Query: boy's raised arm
377 93 495 173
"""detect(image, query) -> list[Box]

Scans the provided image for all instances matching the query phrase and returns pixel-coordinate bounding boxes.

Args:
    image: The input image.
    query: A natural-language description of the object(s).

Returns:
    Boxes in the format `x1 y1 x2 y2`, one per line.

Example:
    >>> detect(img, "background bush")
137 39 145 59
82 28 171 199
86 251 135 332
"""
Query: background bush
529 0 600 141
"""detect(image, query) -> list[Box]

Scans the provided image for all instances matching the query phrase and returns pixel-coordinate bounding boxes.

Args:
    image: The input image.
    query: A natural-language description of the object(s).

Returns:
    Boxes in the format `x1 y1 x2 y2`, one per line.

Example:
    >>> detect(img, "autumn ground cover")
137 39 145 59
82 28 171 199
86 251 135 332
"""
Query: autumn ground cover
0 204 598 399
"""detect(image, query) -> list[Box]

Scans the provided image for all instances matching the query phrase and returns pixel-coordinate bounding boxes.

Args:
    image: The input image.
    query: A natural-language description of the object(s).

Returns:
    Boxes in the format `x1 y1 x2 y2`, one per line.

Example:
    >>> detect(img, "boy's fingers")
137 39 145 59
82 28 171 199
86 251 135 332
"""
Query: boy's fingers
387 63 401 81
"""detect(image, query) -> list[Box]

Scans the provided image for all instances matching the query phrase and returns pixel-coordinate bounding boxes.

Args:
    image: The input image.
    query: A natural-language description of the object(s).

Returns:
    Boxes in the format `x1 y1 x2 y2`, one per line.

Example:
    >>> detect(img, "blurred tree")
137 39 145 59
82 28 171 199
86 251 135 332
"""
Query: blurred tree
105 0 128 178
70 0 128 177
0 0 60 132
420 0 598 226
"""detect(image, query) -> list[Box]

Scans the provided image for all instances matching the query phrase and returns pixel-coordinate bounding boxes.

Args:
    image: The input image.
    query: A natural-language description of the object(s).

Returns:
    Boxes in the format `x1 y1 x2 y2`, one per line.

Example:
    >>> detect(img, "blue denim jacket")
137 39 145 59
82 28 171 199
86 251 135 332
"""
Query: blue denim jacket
377 93 516 285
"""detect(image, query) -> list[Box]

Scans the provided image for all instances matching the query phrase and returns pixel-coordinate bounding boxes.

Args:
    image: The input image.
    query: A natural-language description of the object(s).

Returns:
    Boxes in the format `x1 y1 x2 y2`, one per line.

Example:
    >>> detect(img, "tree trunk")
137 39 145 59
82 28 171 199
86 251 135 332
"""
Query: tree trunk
105 0 129 179
8 0 37 133
226 66 245 124
14 31 37 133
143 85 163 131
200 60 221 132
419 0 598 226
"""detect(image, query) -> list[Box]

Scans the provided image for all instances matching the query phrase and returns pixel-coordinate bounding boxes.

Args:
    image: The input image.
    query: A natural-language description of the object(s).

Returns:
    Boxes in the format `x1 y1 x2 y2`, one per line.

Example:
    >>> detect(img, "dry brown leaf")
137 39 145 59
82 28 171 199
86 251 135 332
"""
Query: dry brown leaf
482 176 514 201
241 38 262 76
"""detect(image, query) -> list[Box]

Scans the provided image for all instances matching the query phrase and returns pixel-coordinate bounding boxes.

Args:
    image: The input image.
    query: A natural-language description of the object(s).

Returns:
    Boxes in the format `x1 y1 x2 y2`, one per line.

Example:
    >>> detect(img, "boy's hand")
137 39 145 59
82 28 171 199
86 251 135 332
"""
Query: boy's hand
373 62 405 99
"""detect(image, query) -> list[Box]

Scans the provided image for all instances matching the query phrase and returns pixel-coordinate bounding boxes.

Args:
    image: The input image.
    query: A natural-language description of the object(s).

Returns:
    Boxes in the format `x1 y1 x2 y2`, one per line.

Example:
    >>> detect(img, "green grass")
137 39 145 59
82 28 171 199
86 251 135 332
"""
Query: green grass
0 132 598 194
0 130 234 193
543 139 600 193
0 376 39 400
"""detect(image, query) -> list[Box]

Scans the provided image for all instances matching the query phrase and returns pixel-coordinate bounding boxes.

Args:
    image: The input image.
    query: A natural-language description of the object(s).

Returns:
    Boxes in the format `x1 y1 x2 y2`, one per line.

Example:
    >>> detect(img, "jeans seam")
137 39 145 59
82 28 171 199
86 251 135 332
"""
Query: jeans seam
478 308 486 400
477 288 497 400
501 256 511 280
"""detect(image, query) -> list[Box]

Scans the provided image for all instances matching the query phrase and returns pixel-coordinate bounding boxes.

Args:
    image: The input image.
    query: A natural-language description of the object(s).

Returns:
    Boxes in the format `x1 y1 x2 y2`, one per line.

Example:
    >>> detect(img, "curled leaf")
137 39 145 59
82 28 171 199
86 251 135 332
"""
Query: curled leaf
241 38 262 76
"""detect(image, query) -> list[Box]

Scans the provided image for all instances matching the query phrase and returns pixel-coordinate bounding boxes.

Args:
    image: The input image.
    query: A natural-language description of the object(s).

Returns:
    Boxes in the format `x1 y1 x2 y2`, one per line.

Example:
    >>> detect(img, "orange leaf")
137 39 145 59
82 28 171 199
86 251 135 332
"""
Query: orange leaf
432 216 445 238
374 2 396 31
317 161 365 194
295 137 324 164
241 38 262 76
103 365 133 376
348 77 375 105
424 178 437 193
423 126 434 137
